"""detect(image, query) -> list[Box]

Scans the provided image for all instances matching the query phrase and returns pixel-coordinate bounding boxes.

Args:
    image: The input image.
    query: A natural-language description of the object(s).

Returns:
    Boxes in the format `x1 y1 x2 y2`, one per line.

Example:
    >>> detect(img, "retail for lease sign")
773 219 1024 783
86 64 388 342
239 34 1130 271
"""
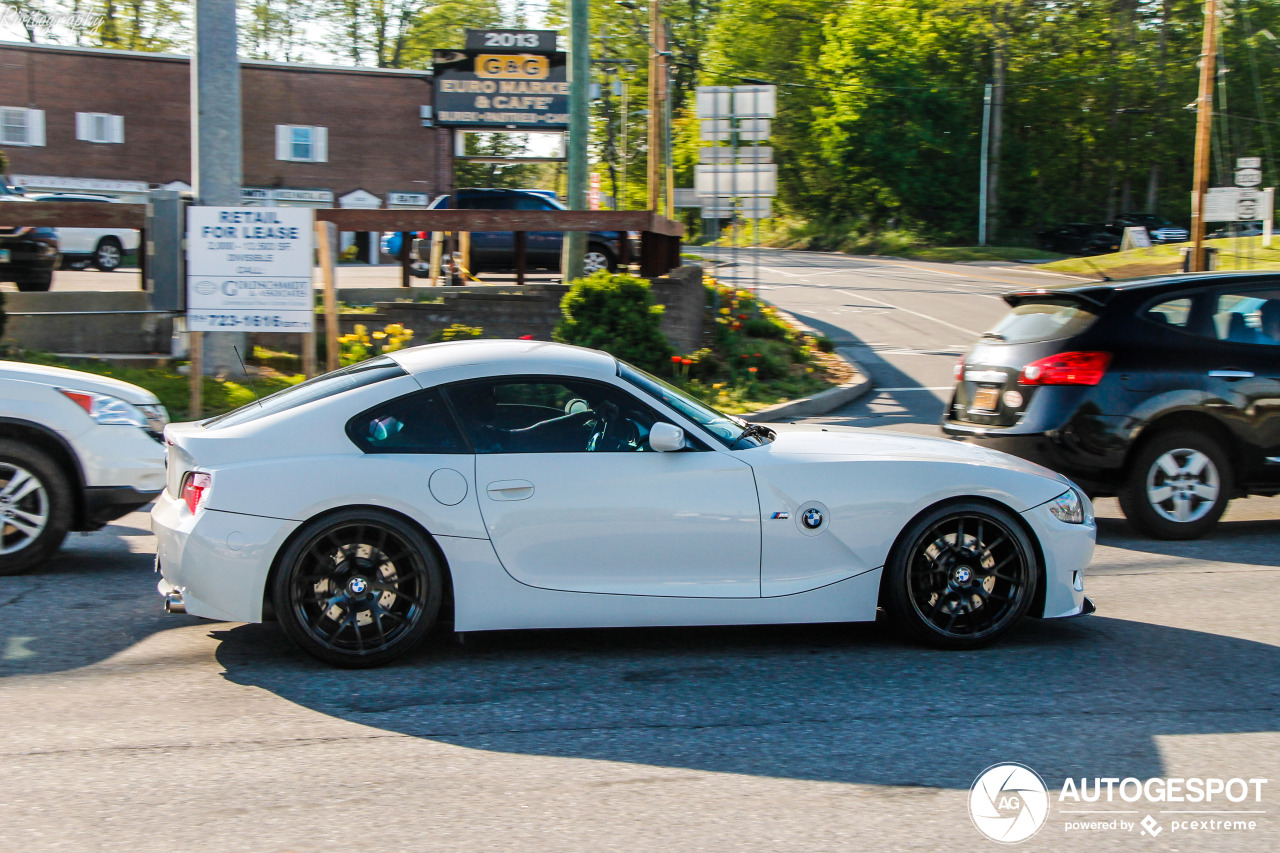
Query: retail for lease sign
186 206 314 333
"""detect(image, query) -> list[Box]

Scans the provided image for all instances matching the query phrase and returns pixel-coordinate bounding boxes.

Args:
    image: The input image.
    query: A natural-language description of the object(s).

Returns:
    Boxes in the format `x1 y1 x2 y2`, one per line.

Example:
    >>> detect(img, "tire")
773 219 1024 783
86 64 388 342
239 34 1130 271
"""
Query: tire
583 244 617 275
93 237 123 272
882 501 1039 649
1118 429 1231 540
15 271 53 292
0 441 74 576
272 509 443 668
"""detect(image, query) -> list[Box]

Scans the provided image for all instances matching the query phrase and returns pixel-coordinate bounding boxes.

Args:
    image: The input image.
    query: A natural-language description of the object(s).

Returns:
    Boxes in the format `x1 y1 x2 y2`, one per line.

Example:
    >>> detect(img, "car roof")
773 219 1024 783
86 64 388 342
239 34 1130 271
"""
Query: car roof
387 339 619 378
1006 270 1280 307
30 193 117 202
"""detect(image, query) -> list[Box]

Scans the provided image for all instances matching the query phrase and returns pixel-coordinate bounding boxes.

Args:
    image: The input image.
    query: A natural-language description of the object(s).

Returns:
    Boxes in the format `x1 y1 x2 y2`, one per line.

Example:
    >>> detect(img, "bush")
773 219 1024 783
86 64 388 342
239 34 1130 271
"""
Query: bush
555 272 672 371
337 322 415 366
429 323 483 343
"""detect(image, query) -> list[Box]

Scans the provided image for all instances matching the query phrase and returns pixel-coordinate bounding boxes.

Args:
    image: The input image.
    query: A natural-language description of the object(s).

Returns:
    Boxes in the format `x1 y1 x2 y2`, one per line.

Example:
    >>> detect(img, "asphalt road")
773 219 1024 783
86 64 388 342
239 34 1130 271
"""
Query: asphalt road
3 250 1278 852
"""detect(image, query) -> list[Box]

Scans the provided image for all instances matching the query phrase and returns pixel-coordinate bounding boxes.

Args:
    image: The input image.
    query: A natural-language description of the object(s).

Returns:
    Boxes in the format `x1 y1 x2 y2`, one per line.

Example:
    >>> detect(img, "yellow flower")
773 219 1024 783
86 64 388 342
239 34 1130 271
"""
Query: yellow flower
373 331 387 340
354 324 368 336
386 323 404 336
806 367 814 373
712 382 725 389
719 307 731 315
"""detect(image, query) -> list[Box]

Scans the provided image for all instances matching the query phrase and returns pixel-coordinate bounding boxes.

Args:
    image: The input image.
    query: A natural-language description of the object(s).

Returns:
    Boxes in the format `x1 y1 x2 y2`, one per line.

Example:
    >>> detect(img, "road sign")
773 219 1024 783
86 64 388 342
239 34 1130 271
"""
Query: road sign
699 119 770 142
738 197 773 219
1237 190 1261 219
1238 157 1262 169
695 85 777 119
1201 186 1275 222
186 207 315 333
694 163 778 196
1235 168 1262 188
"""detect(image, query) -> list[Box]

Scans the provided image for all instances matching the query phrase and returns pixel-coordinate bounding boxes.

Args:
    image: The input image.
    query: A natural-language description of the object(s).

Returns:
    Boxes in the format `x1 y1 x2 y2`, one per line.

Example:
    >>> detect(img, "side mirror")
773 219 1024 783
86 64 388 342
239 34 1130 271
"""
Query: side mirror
649 422 687 452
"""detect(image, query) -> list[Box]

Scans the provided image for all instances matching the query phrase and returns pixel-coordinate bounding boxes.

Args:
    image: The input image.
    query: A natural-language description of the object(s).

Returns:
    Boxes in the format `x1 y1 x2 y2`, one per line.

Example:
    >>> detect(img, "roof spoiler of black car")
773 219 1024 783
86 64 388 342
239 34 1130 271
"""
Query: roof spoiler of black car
1003 287 1114 309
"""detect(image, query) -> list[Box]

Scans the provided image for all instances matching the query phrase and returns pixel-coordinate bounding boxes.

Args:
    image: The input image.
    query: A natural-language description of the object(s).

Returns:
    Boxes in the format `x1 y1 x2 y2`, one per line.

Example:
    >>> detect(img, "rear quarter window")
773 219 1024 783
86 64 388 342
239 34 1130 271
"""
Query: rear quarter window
987 300 1099 344
203 357 407 430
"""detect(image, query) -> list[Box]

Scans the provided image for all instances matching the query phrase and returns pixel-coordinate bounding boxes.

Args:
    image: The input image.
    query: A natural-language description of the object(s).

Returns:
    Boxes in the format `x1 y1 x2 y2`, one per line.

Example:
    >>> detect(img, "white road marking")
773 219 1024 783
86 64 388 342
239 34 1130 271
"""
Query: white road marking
837 290 984 337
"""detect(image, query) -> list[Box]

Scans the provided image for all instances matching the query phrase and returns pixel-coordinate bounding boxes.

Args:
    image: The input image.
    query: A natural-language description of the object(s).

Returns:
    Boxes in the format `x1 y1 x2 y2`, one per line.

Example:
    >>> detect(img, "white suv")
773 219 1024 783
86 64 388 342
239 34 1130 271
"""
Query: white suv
29 193 140 272
1 361 167 574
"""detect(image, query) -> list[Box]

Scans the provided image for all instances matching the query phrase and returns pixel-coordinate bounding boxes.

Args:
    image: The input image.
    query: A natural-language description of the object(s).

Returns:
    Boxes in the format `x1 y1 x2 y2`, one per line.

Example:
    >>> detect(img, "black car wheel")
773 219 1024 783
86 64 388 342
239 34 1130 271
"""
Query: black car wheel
0 441 73 576
882 501 1038 649
15 271 53 292
1118 429 1231 540
93 237 123 272
583 244 616 275
273 509 443 667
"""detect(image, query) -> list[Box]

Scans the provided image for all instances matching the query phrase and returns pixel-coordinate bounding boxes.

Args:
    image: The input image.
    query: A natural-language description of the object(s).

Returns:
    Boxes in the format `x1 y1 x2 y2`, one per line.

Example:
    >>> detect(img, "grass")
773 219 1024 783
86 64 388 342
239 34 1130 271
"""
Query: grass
1040 235 1280 279
7 349 305 421
897 245 1066 263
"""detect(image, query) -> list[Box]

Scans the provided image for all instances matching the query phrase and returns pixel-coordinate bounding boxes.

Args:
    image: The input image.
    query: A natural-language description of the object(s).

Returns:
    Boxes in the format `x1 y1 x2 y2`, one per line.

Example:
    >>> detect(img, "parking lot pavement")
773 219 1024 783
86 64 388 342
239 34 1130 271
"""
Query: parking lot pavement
0 491 1277 852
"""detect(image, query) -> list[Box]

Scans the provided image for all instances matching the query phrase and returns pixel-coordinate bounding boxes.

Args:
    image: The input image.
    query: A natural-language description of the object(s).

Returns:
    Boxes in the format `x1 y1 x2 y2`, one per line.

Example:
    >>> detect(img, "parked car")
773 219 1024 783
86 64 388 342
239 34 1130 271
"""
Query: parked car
0 191 59 292
1112 213 1189 244
943 271 1280 540
385 188 636 277
28 193 140 272
0 361 168 574
1209 221 1265 240
153 340 1095 667
1035 222 1121 255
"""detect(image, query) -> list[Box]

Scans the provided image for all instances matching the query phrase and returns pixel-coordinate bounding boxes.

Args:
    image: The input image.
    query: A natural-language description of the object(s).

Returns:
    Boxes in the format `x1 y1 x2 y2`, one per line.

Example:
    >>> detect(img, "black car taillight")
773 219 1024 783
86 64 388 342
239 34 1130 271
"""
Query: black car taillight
1018 352 1111 386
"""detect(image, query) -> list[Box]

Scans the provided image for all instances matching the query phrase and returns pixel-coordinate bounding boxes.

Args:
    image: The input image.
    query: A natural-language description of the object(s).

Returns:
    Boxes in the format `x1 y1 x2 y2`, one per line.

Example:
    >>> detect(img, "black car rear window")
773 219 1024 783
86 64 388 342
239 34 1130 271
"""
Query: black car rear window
986 300 1099 344
203 356 406 430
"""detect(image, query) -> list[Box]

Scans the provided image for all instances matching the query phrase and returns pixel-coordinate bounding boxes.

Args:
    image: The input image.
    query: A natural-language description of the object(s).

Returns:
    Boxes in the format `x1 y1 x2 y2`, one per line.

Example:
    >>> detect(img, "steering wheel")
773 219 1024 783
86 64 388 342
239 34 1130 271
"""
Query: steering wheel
587 403 641 451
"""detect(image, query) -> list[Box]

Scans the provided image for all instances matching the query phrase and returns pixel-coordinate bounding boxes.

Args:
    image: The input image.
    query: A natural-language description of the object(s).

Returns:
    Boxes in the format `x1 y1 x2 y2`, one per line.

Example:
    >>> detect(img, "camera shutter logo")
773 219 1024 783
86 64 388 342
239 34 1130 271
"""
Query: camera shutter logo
969 763 1050 843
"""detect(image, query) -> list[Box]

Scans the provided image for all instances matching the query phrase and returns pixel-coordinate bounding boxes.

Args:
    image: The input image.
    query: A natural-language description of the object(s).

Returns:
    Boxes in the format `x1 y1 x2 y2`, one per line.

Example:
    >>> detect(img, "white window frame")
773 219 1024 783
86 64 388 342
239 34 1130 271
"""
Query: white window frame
75 112 125 144
0 107 45 147
275 125 328 163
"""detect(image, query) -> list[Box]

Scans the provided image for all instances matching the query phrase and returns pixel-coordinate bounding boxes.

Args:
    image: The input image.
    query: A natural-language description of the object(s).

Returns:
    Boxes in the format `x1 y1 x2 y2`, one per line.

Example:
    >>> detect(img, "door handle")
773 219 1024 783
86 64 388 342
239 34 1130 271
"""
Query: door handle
1208 370 1255 379
486 480 535 501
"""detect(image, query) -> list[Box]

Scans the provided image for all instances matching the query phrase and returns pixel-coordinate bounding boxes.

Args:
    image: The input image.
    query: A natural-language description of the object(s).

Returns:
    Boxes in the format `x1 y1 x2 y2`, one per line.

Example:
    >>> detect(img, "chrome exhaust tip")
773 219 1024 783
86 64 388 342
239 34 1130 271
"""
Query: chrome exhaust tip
164 590 186 614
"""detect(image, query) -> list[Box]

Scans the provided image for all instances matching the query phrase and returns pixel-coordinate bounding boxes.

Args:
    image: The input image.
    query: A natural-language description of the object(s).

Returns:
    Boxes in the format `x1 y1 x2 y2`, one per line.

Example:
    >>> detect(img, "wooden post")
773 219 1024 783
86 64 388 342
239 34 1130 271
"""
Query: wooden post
316 220 340 372
188 330 203 418
399 231 411 288
428 231 444 286
515 231 528 286
1189 0 1218 272
459 231 471 281
301 328 316 379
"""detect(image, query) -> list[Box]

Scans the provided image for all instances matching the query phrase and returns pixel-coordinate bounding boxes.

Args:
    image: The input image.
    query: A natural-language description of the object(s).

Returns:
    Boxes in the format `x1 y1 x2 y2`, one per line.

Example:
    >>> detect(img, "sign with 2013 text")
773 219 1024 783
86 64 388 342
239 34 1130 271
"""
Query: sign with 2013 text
186 207 314 333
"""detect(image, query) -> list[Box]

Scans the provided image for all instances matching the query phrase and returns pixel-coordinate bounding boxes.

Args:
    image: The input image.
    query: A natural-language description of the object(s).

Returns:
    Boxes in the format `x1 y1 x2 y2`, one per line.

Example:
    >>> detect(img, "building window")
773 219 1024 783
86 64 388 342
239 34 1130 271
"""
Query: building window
75 112 124 143
275 125 328 163
0 107 45 147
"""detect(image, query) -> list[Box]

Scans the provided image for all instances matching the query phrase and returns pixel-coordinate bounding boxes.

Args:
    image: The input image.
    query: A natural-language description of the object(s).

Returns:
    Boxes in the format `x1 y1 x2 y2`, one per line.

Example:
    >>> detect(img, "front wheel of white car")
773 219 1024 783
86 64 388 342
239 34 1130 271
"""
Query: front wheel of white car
272 509 443 668
882 501 1038 649
0 440 73 576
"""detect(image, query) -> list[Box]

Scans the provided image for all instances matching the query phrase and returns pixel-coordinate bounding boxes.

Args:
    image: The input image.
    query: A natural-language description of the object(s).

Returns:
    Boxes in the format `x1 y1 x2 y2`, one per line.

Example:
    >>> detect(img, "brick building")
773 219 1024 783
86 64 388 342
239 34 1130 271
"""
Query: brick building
0 40 453 260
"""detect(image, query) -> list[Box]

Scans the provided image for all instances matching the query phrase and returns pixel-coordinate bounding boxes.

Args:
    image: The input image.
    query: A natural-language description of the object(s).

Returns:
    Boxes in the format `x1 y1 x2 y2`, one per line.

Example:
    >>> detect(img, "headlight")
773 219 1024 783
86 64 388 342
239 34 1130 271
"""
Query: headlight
137 403 170 434
1047 489 1085 524
59 388 149 428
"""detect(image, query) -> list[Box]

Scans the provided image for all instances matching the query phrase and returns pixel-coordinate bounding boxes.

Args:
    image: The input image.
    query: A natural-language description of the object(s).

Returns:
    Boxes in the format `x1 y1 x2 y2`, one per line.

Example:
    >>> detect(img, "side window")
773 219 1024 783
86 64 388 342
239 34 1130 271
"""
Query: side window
1144 296 1193 329
347 388 468 454
1210 290 1280 345
445 378 660 453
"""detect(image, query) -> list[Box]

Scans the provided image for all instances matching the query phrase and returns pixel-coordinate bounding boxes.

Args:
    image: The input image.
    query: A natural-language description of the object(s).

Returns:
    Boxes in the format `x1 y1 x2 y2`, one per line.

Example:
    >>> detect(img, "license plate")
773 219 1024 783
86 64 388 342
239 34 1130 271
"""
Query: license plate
971 385 1001 412
0 248 10 263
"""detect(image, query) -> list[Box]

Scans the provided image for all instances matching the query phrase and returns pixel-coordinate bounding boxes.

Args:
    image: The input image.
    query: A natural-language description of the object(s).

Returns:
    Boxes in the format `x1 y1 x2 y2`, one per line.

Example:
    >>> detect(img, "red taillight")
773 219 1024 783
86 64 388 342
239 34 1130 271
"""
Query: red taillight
1018 351 1111 386
180 472 211 514
953 356 966 382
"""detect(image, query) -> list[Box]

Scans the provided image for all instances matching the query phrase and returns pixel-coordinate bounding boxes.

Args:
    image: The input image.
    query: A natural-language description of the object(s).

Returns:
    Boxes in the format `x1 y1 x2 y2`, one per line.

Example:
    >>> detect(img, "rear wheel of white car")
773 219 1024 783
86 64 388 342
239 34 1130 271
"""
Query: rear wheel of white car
93 237 123 272
0 441 73 576
883 501 1038 649
273 510 442 668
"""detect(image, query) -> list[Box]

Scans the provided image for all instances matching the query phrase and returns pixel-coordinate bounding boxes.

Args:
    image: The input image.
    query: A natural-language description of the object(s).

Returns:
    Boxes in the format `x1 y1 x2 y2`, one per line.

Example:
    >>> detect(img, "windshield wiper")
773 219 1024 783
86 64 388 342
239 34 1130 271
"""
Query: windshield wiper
739 422 776 442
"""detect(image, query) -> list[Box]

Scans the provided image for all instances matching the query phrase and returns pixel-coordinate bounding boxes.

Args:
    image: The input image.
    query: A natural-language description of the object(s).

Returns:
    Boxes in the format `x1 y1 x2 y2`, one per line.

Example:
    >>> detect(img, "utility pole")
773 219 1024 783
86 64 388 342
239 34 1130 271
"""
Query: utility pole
563 0 590 281
986 14 1005 245
192 0 244 377
647 0 662 212
1189 0 1218 272
661 20 675 219
979 82 992 246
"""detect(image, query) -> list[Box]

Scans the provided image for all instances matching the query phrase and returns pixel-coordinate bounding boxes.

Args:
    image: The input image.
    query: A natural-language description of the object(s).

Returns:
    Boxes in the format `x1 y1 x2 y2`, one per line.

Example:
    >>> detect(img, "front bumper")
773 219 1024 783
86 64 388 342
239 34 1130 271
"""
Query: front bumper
1019 493 1096 619
152 490 299 622
80 485 162 530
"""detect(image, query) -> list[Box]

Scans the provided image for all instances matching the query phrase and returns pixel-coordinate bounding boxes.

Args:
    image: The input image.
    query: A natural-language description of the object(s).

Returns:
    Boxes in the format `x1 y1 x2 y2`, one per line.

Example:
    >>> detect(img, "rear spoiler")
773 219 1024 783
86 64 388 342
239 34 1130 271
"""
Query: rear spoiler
1003 287 1114 309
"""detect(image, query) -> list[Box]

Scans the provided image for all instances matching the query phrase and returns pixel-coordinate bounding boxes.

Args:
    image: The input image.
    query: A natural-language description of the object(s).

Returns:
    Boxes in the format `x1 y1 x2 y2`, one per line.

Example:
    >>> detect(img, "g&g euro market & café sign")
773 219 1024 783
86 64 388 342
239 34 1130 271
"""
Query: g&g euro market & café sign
433 35 568 129
186 207 315 333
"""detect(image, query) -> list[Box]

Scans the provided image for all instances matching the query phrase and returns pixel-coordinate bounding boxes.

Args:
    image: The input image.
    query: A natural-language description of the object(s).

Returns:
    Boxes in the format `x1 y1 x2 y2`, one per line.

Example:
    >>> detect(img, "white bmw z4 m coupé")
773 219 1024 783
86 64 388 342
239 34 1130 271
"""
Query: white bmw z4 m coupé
153 340 1095 667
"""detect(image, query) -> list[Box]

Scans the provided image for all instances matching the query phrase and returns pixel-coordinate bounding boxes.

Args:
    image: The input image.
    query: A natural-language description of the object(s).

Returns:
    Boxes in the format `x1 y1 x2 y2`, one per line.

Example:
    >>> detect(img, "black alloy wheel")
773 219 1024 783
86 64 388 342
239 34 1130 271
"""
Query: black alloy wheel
883 501 1038 649
273 510 442 667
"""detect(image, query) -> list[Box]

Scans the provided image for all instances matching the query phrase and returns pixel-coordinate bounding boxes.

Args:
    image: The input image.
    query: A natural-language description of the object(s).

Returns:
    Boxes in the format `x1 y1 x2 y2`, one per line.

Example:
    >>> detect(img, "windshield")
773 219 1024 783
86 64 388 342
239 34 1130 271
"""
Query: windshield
617 361 746 447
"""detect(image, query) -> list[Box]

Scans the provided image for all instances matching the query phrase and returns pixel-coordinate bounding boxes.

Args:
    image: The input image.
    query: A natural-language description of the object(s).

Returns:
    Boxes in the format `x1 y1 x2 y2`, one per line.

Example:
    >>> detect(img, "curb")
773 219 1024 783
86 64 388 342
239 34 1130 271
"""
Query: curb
744 304 875 422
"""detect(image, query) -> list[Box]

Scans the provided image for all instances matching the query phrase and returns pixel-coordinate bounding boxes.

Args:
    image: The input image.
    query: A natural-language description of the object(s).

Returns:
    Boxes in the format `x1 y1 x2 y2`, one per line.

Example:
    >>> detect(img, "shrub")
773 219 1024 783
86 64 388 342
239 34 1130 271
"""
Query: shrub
337 322 415 366
555 272 672 371
429 323 483 343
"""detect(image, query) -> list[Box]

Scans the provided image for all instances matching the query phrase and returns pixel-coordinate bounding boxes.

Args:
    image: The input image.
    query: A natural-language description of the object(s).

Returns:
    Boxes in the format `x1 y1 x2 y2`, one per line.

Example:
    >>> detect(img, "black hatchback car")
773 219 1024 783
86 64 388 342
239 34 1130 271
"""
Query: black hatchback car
943 272 1280 539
